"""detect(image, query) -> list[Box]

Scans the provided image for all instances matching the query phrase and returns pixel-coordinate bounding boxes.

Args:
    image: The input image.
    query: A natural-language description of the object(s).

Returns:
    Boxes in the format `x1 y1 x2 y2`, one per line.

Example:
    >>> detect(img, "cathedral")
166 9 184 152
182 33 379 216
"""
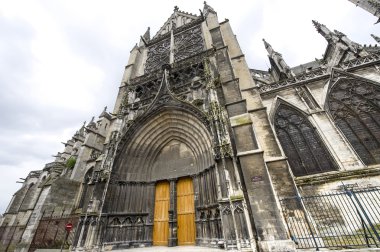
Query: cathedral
1 1 380 252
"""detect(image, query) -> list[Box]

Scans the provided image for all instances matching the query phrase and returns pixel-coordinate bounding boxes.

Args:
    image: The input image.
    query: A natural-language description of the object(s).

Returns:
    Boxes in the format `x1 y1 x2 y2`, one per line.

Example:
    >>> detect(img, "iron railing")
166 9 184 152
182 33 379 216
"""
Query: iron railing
29 211 79 252
280 186 380 250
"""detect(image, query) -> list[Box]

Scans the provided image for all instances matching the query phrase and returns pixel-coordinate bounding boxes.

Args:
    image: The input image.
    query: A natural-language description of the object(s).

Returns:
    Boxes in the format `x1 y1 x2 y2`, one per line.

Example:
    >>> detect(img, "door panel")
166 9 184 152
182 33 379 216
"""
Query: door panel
153 181 170 246
177 177 196 245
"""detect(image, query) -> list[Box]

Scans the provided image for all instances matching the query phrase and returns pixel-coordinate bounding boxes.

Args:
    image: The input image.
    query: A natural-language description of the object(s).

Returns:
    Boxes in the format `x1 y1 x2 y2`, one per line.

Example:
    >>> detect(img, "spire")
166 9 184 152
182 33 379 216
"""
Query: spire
74 121 86 139
333 29 346 38
312 20 337 42
312 20 368 68
142 27 150 41
99 106 107 117
347 0 380 24
263 39 275 56
372 34 380 43
99 106 112 120
335 29 365 54
79 121 86 133
139 27 150 47
86 116 97 130
262 38 294 80
203 1 216 16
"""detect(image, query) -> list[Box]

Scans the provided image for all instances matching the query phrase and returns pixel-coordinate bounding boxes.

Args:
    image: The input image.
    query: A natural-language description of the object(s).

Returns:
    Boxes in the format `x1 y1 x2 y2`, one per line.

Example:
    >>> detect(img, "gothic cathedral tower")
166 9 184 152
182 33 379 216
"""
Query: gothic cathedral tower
2 2 380 252
72 3 296 251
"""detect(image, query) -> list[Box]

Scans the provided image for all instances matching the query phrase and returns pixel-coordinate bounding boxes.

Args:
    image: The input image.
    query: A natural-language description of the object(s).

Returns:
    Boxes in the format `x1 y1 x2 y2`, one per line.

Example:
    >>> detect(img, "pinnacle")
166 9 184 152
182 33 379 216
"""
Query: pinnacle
262 38 271 48
312 20 321 29
203 1 216 15
371 34 380 43
334 29 346 37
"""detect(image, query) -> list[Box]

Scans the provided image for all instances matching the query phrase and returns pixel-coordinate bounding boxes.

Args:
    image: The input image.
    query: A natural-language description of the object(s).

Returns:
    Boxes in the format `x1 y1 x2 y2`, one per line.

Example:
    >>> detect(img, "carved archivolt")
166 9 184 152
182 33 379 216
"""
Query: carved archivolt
114 108 214 182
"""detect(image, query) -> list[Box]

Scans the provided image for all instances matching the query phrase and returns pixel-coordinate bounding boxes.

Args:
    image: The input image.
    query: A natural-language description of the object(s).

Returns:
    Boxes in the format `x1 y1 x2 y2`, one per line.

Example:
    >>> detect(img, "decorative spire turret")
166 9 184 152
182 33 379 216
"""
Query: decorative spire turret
312 20 368 67
263 38 275 55
203 1 216 16
372 34 380 43
74 121 86 139
335 29 365 54
86 116 97 130
142 27 150 41
347 0 380 24
99 106 112 120
262 39 294 81
312 20 338 43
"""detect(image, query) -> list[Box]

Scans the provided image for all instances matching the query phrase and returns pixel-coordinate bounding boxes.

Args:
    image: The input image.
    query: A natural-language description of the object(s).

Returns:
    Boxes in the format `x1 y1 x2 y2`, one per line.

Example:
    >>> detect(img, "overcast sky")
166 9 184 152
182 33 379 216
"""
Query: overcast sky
0 0 378 214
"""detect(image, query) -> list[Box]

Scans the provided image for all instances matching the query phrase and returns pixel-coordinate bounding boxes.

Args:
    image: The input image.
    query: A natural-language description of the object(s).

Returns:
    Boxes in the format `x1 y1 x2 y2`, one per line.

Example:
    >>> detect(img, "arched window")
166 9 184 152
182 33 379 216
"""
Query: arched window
327 77 380 165
274 103 338 176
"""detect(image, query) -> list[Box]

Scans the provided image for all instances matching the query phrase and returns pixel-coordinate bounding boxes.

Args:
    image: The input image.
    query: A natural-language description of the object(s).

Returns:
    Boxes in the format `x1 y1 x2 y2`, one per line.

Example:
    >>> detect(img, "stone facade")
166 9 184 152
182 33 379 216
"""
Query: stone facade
1 2 380 252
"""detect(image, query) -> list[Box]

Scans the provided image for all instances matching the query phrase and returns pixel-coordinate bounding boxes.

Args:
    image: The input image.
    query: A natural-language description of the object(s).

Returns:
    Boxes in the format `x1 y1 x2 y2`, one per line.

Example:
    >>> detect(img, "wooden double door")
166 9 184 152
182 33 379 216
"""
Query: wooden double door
153 177 195 246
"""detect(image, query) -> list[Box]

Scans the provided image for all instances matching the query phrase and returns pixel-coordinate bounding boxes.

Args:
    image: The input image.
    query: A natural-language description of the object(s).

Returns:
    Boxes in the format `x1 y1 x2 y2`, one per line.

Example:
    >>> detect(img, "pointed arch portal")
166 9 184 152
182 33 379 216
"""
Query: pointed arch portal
102 107 215 246
327 77 380 165
113 107 214 181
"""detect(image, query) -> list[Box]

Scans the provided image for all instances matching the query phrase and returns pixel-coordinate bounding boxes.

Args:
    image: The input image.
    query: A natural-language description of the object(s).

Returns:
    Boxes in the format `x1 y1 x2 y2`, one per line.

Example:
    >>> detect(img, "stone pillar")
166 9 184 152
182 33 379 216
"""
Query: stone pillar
204 13 296 251
192 175 201 245
168 179 177 247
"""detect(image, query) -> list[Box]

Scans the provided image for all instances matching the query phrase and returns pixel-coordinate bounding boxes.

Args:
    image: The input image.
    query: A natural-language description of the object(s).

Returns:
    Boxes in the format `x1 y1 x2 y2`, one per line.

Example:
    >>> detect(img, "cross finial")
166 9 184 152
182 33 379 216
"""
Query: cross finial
174 6 179 11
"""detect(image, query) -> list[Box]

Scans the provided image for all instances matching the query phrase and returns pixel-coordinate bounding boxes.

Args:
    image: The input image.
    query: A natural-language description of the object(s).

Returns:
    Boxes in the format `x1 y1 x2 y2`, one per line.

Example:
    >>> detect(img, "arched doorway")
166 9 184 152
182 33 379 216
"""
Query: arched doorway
102 108 215 247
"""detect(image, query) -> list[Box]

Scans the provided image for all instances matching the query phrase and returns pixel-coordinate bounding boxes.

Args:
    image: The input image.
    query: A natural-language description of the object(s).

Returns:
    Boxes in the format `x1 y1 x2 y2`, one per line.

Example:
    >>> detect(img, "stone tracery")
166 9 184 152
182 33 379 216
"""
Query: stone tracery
327 76 380 165
274 102 338 176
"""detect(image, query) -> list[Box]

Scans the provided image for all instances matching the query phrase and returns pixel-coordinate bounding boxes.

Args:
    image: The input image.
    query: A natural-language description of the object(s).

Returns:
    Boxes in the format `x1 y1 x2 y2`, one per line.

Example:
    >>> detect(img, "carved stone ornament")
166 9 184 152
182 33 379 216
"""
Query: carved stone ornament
174 25 205 62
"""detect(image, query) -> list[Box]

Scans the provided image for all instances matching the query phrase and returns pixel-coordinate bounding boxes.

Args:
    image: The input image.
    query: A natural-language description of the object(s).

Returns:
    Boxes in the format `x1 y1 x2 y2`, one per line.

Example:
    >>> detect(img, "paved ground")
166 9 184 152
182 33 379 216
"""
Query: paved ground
116 246 226 252
36 247 227 252
36 247 380 252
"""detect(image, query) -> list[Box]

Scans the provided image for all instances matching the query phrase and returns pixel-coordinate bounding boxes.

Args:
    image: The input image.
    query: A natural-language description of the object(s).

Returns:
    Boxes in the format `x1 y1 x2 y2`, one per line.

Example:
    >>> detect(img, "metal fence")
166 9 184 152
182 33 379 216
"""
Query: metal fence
280 186 380 250
29 211 79 252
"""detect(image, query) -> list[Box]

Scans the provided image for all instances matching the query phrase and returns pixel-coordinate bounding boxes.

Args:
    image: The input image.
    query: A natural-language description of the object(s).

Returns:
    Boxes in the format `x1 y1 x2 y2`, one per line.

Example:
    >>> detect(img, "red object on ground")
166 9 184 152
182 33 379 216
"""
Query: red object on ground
65 222 73 232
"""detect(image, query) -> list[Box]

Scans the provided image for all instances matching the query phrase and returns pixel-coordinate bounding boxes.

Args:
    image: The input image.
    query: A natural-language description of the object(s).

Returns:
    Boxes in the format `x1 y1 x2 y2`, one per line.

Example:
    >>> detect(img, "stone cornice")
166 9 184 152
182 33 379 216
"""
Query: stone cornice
295 166 380 186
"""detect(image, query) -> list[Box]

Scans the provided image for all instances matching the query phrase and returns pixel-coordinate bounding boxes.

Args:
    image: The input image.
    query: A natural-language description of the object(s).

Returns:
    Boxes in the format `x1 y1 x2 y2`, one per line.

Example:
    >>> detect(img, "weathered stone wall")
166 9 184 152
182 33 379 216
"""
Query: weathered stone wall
42 177 80 212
